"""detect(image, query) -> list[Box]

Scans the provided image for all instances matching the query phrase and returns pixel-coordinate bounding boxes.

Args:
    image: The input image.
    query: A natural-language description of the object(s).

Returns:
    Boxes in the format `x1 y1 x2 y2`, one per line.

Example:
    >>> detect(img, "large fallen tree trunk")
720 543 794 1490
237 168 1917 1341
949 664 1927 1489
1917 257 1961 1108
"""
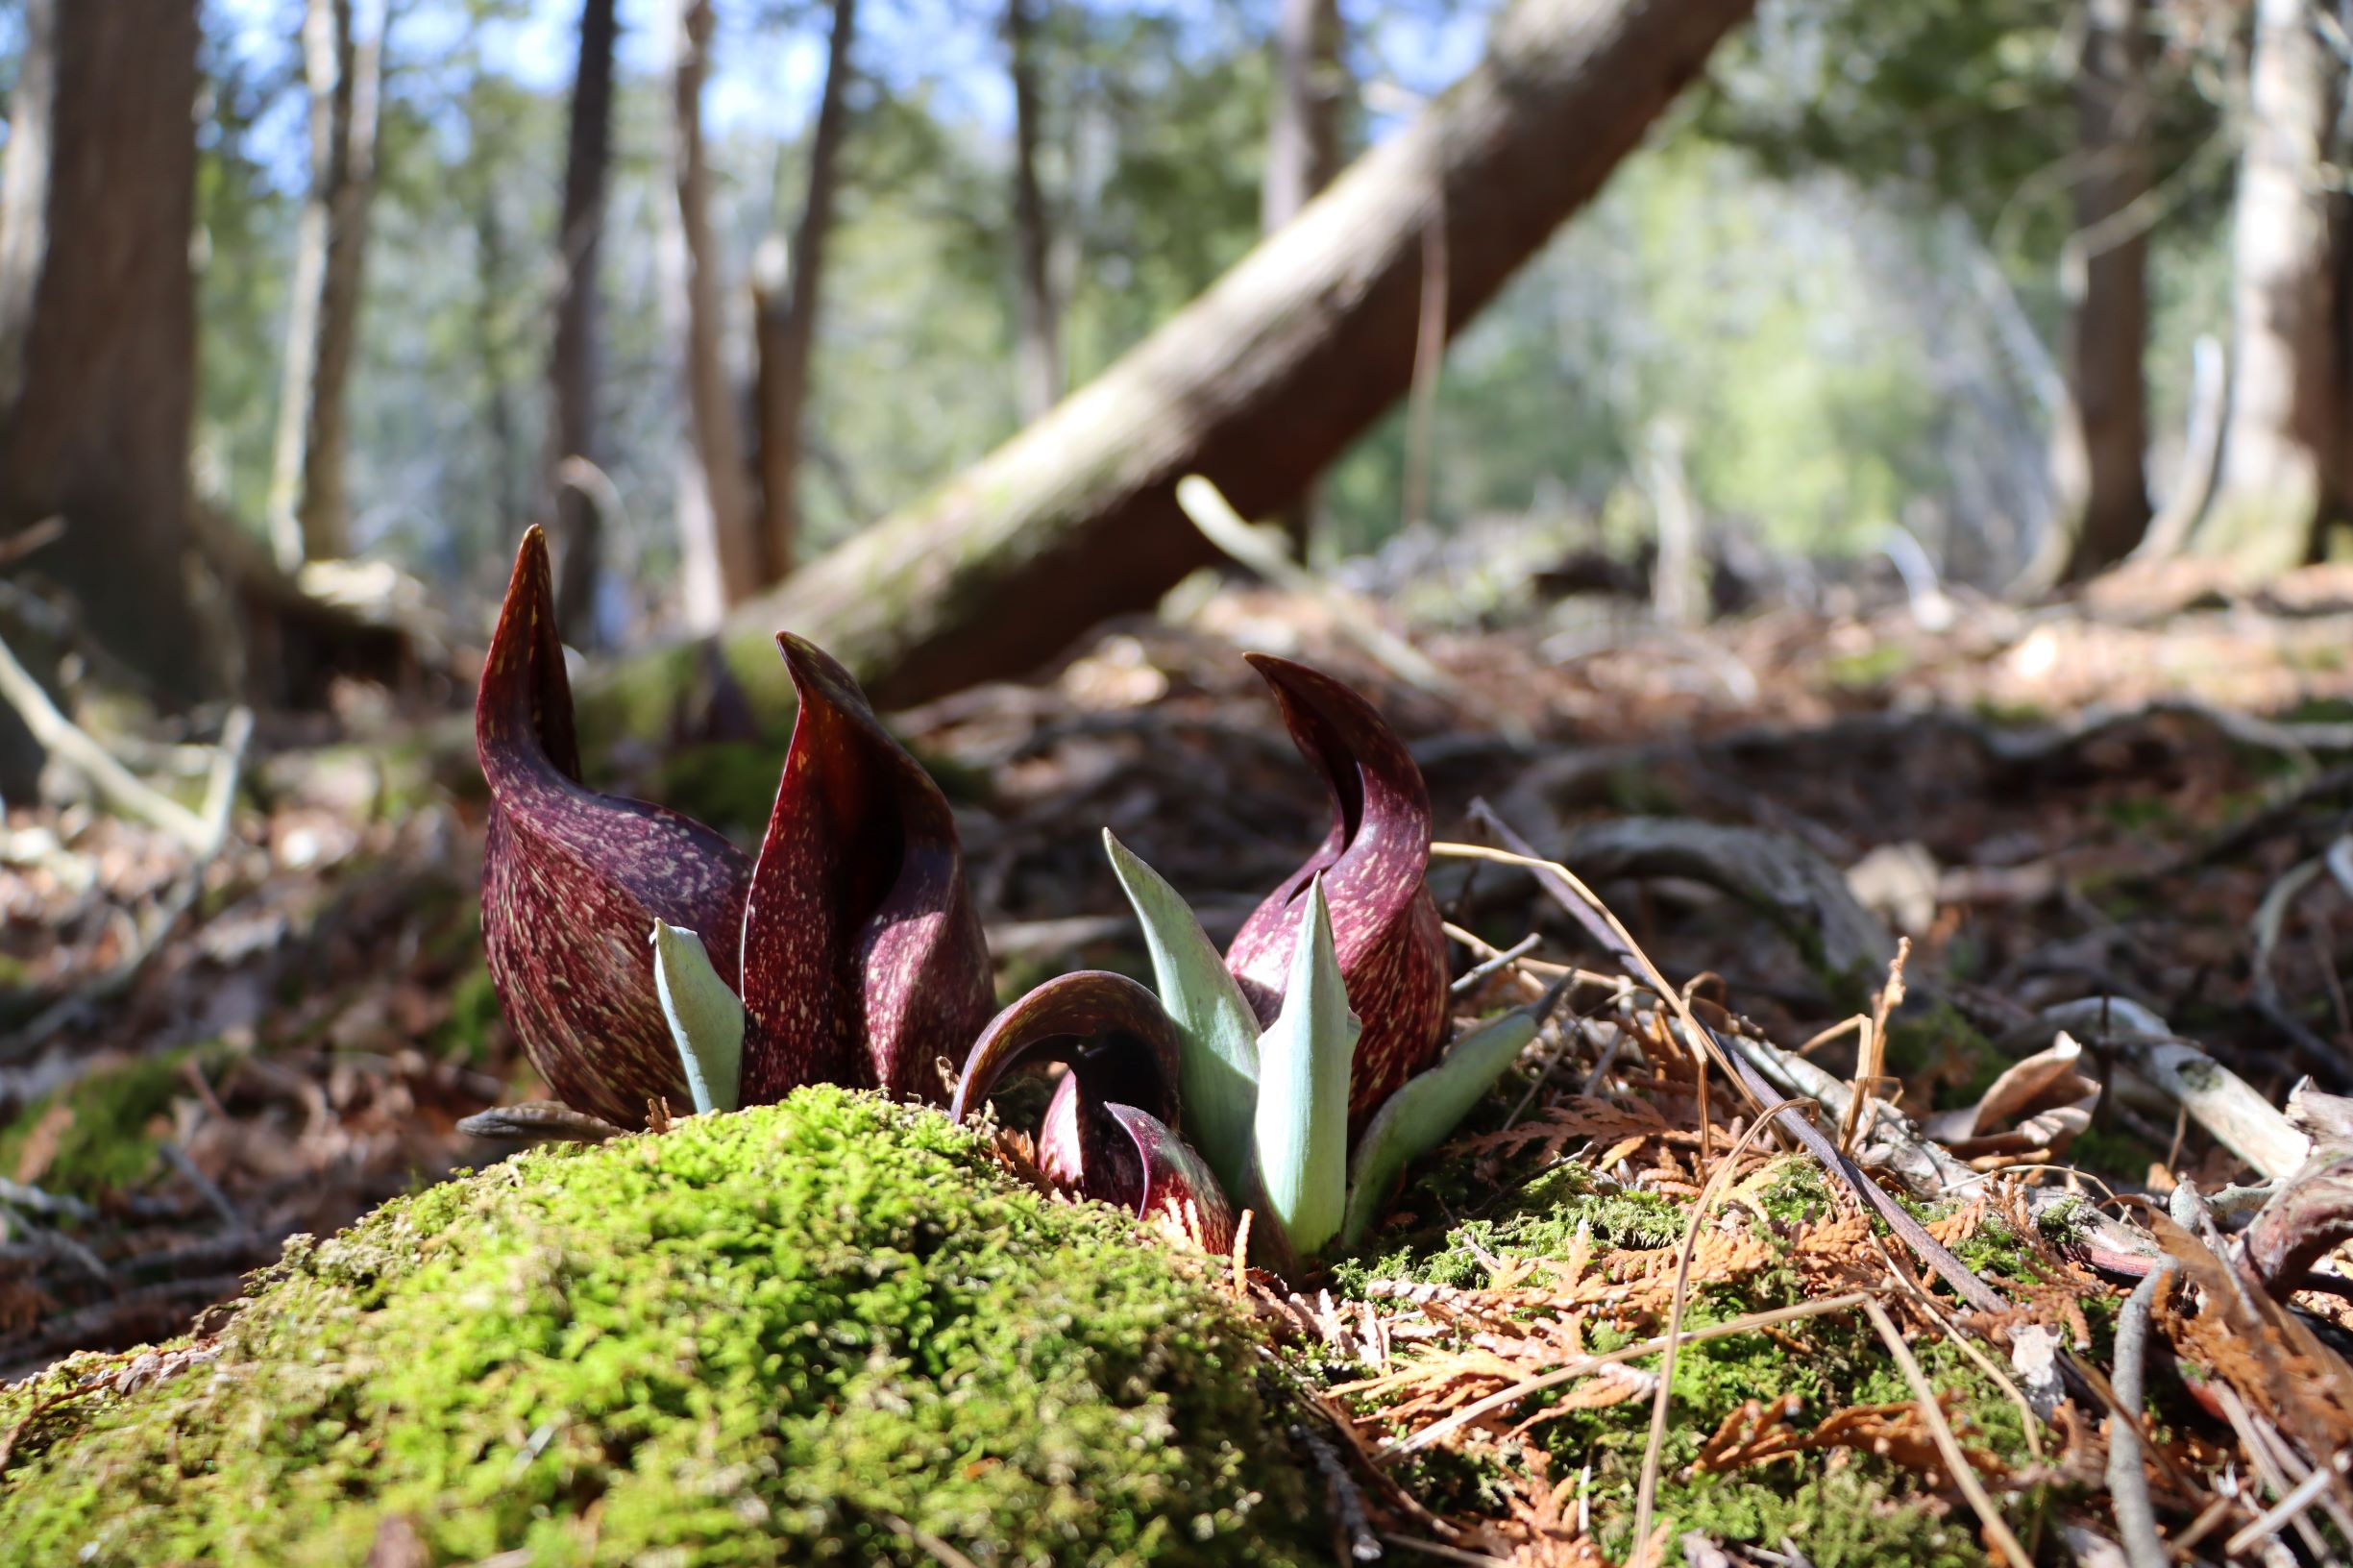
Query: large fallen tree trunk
588 0 1755 737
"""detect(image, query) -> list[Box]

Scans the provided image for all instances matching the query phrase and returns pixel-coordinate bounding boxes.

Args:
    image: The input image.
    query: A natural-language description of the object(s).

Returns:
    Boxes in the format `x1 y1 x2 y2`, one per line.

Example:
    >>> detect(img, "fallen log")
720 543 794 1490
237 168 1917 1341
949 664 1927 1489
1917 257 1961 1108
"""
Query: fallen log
582 0 1758 738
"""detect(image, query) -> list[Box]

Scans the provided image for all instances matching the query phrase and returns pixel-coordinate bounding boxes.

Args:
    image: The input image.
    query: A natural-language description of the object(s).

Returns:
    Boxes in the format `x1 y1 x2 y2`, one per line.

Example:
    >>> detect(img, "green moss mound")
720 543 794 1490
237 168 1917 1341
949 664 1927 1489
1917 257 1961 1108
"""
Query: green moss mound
0 1088 1321 1567
1333 1163 2044 1566
0 1047 213 1198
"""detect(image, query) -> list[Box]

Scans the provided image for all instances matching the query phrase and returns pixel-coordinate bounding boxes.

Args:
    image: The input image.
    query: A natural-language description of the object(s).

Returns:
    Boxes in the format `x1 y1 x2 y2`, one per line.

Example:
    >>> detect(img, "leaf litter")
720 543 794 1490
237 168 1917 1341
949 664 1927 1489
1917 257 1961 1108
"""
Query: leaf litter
5 563 2353 1560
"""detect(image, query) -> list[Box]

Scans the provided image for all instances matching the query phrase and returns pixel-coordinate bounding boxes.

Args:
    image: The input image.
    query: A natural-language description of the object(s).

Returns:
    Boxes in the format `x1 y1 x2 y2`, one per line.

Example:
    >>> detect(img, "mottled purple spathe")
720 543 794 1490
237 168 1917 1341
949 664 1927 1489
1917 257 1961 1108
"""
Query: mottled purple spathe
478 528 752 1128
1224 654 1449 1125
739 634 995 1104
949 969 1186 1205
949 969 1238 1250
477 529 994 1125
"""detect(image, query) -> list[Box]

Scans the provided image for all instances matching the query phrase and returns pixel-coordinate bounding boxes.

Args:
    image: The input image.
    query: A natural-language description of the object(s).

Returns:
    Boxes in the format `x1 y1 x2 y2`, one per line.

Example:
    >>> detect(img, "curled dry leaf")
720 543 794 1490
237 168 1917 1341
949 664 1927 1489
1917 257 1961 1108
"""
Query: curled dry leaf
1924 1032 2100 1160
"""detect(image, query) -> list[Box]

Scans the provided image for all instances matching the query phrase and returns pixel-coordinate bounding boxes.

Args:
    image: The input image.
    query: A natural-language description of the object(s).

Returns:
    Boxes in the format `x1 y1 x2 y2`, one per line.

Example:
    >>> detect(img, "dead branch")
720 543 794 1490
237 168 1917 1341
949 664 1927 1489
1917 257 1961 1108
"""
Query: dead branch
2105 1260 2176 1568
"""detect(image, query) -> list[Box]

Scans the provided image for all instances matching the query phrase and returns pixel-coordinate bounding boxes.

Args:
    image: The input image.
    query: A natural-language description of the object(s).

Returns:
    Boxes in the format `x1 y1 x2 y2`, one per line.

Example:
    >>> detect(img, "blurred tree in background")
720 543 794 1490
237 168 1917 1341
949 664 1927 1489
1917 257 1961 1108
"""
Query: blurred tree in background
0 0 2340 722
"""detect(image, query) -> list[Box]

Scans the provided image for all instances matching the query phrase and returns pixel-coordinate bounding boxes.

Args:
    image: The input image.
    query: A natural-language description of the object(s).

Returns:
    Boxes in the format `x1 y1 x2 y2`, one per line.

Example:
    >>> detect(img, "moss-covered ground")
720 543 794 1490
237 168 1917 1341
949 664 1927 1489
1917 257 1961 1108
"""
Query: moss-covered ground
0 1087 1322 1568
0 1047 220 1199
1330 1156 2054 1566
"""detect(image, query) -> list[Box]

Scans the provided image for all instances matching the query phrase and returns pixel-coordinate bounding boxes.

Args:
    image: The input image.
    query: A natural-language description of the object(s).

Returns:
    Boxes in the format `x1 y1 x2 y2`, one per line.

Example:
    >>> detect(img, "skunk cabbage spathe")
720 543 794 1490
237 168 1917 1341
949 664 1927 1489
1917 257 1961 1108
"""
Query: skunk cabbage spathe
1225 654 1449 1124
949 970 1238 1254
477 528 993 1126
953 655 1559 1269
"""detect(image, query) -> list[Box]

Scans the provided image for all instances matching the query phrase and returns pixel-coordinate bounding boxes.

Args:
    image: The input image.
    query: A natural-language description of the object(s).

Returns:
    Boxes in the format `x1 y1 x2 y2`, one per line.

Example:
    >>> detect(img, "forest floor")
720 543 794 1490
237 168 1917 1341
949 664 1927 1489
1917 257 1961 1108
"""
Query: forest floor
5 556 2353 1561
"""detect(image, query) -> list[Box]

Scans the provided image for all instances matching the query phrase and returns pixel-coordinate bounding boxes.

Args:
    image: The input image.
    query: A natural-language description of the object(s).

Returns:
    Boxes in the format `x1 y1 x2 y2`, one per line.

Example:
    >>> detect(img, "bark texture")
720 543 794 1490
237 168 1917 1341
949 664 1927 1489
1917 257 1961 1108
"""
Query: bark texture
550 0 621 642
1262 0 1348 556
266 0 388 567
2200 0 2344 576
1262 0 1346 233
2052 0 2153 580
0 0 209 790
752 0 859 585
671 0 761 628
1008 0 1063 421
603 0 1755 730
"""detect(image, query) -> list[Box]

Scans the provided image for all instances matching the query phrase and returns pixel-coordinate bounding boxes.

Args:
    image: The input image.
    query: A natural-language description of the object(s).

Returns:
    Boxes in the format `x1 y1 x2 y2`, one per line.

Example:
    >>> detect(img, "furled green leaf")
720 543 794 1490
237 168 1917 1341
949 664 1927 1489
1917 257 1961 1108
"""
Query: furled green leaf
1340 980 1568 1249
650 921 746 1115
1249 878 1358 1262
1104 829 1261 1195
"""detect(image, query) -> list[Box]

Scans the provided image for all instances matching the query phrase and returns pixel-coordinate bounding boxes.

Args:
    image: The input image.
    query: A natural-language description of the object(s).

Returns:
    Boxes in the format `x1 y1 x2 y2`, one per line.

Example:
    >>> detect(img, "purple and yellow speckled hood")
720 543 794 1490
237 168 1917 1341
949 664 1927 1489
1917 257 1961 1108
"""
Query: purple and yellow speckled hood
1223 653 1449 1126
476 528 993 1126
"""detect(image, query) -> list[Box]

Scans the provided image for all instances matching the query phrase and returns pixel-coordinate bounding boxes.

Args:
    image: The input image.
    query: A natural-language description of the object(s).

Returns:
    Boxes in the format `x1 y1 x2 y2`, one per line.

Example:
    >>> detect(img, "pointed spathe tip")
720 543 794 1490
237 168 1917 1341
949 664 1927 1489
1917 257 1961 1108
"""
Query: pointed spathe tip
1240 650 1301 687
772 631 869 714
479 527 580 783
501 526 555 609
495 526 555 626
1241 653 1378 741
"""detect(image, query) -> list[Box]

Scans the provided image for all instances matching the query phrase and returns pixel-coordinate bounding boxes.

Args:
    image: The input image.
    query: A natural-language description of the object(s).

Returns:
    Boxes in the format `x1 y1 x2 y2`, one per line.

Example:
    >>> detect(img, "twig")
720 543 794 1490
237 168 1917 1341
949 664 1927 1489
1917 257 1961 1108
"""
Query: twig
0 710 251 1061
1868 1231 2045 1464
1838 939 1909 1152
1370 1291 1875 1461
2224 1449 2352 1558
158 1140 242 1228
1861 1298 2033 1568
2024 998 2312 1179
1450 931 1541 995
2 1215 110 1286
874 1513 982 1568
0 514 64 572
1455 806 2007 1314
1174 475 1461 702
1400 184 1448 536
1431 839 1747 1163
0 1176 98 1224
2105 1260 2175 1568
2212 1384 2338 1563
1293 1421 1382 1563
1500 1010 1577 1132
2250 857 2340 1065
0 629 250 857
0 1274 249 1384
1380 1535 1508 1566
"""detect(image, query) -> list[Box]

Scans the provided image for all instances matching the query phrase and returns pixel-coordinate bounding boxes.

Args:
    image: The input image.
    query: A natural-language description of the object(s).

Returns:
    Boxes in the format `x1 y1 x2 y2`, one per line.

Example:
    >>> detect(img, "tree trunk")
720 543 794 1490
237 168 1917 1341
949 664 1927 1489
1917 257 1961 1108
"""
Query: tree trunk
0 0 209 793
549 0 620 644
266 0 388 568
1008 0 1062 421
1262 0 1348 556
586 0 1757 736
1263 0 1345 232
2199 0 2344 576
672 0 761 628
751 0 858 586
2050 0 2153 581
472 180 527 541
